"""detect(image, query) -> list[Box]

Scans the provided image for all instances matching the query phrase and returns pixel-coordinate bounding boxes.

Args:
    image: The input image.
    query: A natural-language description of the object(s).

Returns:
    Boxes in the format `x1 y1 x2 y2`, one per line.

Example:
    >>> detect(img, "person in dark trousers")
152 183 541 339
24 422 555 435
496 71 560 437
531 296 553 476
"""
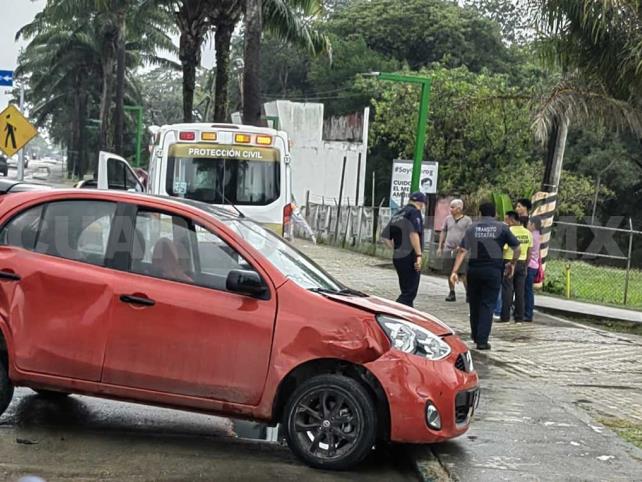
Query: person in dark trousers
383 192 426 307
500 211 532 323
450 202 520 350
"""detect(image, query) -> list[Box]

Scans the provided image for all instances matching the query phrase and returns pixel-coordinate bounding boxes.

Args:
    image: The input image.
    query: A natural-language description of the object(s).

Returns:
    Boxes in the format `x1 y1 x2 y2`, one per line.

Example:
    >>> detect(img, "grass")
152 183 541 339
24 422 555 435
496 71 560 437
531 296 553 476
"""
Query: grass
544 259 642 309
598 418 642 450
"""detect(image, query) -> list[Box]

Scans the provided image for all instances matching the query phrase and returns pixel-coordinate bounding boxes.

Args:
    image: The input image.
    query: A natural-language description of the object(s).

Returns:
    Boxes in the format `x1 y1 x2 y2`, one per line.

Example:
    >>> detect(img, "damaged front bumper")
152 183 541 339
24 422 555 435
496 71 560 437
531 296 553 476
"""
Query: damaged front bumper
365 335 479 443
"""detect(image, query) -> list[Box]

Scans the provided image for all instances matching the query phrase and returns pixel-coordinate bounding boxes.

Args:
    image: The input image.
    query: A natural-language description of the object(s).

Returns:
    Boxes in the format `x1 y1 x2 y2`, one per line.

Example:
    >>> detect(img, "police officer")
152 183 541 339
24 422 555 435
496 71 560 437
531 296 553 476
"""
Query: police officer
383 192 426 307
449 202 520 350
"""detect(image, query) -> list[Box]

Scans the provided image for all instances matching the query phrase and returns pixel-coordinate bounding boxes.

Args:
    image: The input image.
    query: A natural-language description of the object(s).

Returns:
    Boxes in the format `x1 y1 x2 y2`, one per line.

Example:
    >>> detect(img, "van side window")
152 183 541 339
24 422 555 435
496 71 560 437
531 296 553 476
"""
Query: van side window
0 205 44 250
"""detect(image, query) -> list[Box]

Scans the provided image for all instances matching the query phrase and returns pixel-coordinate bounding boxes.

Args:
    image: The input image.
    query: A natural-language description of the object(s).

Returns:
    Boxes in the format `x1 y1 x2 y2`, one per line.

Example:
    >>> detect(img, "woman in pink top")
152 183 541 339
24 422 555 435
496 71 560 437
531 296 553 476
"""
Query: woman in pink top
524 216 542 321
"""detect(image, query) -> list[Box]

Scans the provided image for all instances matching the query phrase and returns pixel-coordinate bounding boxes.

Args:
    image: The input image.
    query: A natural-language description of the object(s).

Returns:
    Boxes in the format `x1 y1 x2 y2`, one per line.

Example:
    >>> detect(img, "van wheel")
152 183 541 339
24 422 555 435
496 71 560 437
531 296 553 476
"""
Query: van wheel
0 360 14 417
284 374 377 470
33 389 69 399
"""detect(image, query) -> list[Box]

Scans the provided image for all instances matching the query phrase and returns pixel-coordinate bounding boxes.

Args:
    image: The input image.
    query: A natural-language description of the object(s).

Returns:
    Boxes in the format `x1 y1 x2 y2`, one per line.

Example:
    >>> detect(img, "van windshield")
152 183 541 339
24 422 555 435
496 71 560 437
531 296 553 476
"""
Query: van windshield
166 144 280 206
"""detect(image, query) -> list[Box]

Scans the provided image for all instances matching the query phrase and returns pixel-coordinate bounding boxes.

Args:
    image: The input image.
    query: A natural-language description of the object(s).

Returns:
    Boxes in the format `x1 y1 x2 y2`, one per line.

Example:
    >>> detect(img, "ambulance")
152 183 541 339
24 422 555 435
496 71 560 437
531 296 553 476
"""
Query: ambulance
96 123 293 235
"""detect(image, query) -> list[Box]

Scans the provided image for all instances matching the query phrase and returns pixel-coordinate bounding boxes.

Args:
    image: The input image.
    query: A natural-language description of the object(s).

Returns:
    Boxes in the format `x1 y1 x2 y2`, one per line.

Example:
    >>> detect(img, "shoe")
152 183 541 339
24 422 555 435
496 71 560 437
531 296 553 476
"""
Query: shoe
476 343 491 351
445 291 456 302
495 318 509 323
492 314 500 321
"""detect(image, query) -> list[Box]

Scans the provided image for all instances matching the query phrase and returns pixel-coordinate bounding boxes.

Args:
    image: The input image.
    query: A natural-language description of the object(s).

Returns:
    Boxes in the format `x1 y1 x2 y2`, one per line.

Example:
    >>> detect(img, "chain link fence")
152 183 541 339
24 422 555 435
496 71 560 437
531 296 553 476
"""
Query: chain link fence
544 219 642 309
296 203 642 309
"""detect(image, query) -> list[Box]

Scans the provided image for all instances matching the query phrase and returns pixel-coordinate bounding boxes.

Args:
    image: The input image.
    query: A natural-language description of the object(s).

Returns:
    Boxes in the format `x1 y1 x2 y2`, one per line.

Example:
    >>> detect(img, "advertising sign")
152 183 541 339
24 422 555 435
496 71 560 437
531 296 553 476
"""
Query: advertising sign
389 160 438 208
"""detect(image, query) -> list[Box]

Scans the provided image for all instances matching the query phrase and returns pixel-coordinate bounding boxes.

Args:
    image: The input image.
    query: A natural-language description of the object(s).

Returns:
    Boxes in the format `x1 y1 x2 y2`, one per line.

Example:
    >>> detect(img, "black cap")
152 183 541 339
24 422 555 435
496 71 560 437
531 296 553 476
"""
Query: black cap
409 191 427 204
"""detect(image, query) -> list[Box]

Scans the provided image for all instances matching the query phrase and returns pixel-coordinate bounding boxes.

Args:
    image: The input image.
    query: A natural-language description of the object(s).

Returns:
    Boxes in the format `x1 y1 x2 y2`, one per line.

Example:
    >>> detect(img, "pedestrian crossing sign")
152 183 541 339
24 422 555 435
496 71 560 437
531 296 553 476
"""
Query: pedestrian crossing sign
0 105 38 157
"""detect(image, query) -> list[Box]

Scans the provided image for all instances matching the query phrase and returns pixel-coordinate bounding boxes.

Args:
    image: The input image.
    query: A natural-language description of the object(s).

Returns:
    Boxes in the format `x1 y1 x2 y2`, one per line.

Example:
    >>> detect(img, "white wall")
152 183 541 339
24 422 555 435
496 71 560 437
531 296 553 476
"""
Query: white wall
263 101 369 207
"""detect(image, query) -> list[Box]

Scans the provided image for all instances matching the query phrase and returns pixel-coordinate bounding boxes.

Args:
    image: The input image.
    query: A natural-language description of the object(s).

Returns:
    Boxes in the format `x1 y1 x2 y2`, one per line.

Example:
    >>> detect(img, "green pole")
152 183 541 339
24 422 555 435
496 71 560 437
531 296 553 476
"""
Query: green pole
412 79 431 192
375 73 432 192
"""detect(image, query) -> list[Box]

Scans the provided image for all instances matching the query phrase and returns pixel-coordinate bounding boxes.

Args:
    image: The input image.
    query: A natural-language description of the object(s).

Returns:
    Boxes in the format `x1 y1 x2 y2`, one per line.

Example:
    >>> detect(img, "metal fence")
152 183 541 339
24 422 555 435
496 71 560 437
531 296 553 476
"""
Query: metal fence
545 219 642 308
296 203 642 309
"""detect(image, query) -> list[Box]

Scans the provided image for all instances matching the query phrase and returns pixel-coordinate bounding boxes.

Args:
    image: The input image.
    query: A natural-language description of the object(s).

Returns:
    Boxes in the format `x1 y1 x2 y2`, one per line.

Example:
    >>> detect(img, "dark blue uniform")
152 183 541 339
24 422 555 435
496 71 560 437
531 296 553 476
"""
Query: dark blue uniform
383 205 424 307
460 218 519 345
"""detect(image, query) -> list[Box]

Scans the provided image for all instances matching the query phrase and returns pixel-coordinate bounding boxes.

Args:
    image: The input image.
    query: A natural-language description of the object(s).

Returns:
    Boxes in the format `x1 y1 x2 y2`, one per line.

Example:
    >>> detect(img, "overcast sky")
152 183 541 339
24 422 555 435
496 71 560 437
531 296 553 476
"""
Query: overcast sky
1 1 45 108
1 1 216 112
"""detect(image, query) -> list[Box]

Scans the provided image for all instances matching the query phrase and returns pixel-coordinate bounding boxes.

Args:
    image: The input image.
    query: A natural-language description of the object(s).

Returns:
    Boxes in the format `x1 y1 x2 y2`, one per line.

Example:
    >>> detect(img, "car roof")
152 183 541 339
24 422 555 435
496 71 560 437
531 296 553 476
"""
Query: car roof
0 179 52 194
0 188 241 222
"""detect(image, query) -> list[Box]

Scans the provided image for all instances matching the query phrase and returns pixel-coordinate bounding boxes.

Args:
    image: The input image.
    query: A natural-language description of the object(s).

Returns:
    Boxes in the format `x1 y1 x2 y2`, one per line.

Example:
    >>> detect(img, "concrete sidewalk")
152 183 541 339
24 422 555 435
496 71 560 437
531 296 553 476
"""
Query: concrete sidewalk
535 295 642 323
295 241 642 481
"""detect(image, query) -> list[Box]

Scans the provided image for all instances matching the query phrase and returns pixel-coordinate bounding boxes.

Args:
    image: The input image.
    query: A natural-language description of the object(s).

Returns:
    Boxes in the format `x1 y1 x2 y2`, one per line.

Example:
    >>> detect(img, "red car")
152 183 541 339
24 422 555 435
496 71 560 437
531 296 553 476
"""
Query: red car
0 189 478 470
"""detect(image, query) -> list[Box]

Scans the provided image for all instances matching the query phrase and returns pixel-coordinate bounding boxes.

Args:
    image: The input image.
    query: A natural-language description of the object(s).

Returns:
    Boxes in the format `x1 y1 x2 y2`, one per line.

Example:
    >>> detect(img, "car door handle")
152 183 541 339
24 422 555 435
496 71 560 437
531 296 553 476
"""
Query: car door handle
0 270 20 281
120 294 155 307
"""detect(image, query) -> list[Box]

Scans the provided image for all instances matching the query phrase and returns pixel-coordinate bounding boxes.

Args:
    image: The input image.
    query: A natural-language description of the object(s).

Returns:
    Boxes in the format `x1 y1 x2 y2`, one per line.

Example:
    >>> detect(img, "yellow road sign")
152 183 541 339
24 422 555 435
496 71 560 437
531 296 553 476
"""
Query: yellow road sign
0 105 38 157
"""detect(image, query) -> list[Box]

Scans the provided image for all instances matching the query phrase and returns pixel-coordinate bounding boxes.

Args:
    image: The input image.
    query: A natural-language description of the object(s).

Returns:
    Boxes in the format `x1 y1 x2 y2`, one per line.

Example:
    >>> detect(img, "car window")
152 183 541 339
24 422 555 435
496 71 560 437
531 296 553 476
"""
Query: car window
107 158 127 190
130 209 254 292
34 201 117 266
0 204 44 250
125 166 142 192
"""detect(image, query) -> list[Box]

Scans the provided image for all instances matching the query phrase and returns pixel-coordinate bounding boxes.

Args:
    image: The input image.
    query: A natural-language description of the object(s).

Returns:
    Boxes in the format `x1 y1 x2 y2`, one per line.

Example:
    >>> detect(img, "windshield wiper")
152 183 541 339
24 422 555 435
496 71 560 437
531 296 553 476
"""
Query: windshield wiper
308 287 367 297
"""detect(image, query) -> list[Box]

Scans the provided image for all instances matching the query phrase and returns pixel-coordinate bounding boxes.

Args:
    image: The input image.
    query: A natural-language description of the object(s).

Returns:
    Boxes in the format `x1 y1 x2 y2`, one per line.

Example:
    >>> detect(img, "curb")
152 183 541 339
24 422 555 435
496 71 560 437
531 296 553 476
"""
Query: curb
409 445 452 482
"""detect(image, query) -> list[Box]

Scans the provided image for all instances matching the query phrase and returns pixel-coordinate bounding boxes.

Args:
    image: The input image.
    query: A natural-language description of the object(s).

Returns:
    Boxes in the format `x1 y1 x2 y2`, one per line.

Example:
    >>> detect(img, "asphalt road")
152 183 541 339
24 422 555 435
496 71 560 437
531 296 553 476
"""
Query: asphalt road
0 388 419 482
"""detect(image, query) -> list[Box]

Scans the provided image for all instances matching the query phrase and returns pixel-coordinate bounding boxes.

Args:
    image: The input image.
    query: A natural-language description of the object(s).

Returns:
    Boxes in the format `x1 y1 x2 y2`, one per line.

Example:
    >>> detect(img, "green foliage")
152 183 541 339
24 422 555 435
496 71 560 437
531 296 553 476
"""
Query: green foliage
328 0 515 73
545 259 642 308
365 65 541 199
557 170 613 219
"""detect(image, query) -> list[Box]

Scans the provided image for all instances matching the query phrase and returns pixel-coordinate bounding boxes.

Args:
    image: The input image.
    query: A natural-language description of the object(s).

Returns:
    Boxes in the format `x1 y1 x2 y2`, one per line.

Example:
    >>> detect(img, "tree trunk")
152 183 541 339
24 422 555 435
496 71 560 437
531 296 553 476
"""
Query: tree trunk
214 23 234 122
180 32 202 123
114 13 127 154
542 114 569 193
70 89 81 178
99 48 116 151
78 91 88 179
243 0 263 126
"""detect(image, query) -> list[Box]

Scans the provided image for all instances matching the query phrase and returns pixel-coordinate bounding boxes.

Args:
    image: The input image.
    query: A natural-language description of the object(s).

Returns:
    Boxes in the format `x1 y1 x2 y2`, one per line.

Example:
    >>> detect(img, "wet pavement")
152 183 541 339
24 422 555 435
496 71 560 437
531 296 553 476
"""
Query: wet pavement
295 241 642 481
0 388 418 481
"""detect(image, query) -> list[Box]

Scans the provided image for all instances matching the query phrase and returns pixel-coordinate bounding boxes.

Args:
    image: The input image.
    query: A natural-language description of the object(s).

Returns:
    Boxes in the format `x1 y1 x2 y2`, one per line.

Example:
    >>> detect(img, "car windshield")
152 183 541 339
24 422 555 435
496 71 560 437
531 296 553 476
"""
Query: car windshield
224 219 344 291
166 145 280 206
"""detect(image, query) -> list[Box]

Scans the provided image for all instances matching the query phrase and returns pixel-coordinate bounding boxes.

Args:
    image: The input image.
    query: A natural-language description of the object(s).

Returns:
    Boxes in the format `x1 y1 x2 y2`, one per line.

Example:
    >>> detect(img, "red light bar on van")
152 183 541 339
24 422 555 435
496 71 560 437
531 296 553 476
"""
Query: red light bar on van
179 131 196 141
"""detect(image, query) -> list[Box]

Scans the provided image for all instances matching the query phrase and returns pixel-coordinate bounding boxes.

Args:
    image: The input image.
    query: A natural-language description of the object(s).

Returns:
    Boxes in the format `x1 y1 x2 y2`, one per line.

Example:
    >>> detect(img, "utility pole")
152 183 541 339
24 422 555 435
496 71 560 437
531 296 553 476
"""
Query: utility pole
17 86 25 181
532 114 569 264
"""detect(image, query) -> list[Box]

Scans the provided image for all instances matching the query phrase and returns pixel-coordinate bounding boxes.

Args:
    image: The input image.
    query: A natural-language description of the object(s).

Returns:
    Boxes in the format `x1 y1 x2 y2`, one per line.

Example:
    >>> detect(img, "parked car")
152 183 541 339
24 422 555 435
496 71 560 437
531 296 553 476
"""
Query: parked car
0 156 7 177
0 190 479 470
6 156 27 170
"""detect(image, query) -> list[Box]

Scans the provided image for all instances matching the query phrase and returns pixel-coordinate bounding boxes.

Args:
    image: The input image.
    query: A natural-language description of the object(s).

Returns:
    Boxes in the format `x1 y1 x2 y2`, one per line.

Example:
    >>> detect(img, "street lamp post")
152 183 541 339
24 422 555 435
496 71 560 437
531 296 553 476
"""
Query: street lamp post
371 72 432 192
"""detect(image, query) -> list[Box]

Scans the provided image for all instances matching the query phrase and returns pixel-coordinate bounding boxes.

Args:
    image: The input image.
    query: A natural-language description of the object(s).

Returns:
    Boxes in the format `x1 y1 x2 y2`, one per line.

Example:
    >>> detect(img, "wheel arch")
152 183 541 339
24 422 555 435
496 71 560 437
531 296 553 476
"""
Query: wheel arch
272 358 390 441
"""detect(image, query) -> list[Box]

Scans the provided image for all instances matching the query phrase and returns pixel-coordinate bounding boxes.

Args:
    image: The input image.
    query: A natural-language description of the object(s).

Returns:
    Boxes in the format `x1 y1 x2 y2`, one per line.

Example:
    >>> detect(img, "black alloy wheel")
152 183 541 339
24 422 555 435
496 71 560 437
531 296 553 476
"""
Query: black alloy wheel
0 360 14 417
284 374 377 470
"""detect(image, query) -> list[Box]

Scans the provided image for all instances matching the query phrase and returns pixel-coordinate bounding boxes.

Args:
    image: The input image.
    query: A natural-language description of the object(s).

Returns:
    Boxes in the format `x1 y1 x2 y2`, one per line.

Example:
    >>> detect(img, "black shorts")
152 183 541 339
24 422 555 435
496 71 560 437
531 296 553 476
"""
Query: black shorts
442 249 468 275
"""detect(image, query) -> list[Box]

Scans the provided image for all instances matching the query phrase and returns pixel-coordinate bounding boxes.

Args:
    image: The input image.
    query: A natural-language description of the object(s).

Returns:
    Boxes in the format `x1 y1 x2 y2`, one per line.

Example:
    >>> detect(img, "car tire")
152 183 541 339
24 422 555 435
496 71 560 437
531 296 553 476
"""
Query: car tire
0 360 14 417
33 389 70 399
284 374 377 470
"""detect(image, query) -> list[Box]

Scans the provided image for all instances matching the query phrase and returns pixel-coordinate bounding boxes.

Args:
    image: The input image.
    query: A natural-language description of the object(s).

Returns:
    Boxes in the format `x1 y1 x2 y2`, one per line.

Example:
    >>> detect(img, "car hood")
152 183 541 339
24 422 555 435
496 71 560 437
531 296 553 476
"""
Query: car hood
323 293 453 337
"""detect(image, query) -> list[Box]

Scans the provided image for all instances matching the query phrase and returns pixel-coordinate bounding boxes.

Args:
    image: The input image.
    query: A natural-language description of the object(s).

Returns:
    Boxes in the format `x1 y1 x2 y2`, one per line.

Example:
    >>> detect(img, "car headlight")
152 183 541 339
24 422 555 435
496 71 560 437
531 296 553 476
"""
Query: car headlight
376 315 451 360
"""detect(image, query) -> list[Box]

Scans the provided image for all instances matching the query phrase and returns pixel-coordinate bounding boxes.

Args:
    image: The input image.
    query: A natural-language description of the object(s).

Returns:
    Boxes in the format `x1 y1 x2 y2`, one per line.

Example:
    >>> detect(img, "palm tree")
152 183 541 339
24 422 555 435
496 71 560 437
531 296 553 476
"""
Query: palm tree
26 0 174 152
16 8 103 178
241 0 330 125
533 0 642 191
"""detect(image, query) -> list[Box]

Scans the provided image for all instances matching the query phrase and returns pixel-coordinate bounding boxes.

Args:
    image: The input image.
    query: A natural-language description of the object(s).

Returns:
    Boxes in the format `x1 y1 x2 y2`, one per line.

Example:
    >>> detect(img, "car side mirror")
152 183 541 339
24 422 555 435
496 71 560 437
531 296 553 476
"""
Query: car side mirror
226 269 268 299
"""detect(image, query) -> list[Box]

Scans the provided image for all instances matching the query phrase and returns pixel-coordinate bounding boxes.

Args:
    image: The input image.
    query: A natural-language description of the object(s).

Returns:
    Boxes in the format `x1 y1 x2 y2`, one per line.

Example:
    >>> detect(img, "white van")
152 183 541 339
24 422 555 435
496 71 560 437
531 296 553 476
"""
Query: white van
96 123 293 235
